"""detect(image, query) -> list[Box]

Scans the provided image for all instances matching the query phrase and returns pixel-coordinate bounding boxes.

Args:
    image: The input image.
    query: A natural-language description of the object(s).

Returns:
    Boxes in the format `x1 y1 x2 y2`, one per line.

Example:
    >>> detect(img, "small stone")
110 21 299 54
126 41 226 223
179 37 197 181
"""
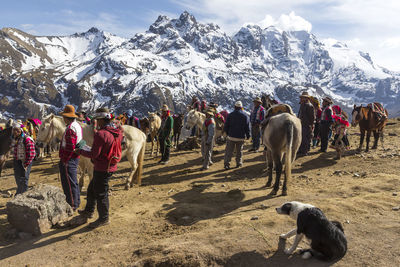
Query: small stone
360 172 367 178
353 173 360 178
260 204 269 210
345 220 350 224
392 207 400 211
7 191 13 197
298 175 308 179
221 184 226 187
167 189 174 194
393 192 398 196
251 216 259 220
333 170 342 176
388 133 397 136
138 192 142 195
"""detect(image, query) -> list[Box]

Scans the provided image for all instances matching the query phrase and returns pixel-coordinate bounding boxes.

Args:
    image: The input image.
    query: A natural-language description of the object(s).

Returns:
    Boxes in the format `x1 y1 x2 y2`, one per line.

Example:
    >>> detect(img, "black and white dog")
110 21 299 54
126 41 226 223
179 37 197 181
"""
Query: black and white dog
276 201 347 261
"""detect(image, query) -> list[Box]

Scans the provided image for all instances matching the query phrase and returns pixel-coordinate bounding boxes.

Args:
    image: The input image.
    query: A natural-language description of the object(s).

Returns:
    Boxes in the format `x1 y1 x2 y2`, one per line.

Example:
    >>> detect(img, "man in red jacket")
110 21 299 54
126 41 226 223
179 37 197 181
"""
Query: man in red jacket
77 108 123 228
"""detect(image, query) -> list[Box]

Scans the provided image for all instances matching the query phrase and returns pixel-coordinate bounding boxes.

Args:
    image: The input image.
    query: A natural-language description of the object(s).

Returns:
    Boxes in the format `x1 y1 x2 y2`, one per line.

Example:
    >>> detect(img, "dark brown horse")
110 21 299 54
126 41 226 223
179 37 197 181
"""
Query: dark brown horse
351 103 388 152
0 126 13 176
172 114 184 148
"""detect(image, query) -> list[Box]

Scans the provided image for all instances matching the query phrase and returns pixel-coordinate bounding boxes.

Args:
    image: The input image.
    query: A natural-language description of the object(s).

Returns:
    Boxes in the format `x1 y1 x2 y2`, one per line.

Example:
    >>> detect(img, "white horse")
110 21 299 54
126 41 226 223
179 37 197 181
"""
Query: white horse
37 114 146 190
262 105 301 196
147 112 161 157
185 110 224 139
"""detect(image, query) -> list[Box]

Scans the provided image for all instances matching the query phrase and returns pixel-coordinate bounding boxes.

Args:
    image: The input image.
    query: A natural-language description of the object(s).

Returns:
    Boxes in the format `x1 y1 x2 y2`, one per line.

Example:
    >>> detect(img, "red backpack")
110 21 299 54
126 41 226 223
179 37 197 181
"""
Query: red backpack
105 129 122 169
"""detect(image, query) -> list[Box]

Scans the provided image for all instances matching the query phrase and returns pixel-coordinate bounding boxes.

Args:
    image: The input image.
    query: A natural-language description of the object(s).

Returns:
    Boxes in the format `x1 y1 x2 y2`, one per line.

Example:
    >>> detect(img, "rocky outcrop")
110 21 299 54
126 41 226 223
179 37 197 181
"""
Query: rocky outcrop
6 184 73 235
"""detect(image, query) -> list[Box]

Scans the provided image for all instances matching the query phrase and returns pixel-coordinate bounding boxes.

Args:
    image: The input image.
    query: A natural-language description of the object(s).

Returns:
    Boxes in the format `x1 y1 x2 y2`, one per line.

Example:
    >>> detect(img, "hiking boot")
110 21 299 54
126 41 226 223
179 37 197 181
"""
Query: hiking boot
224 165 230 170
78 210 94 219
161 160 169 165
236 163 243 168
200 166 209 171
88 218 110 229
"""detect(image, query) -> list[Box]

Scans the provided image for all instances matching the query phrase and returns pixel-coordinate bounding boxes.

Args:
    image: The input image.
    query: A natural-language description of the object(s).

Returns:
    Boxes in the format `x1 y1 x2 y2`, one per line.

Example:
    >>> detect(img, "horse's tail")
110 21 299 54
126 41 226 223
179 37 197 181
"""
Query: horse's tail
285 121 294 185
132 137 146 186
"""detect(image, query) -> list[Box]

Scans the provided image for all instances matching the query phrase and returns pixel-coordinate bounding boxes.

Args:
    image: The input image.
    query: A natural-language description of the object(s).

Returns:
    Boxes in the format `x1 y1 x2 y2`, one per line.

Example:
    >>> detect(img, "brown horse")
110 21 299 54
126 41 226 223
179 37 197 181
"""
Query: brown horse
172 114 184 148
351 103 388 152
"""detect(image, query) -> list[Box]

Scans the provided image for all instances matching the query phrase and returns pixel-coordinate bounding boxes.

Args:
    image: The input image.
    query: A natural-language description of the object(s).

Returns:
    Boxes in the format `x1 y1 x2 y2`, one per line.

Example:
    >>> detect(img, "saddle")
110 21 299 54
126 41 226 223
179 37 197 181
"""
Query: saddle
368 102 387 121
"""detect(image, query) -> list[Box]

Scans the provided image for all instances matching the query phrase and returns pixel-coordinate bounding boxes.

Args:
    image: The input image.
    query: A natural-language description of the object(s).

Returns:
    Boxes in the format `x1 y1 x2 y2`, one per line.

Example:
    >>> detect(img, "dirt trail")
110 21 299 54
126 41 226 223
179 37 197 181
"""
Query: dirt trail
1 120 400 266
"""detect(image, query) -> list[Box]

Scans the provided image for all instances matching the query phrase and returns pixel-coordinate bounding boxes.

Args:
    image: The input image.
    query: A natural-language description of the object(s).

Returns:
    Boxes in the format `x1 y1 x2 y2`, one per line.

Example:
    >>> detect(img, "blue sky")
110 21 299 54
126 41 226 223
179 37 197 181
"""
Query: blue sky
2 0 400 71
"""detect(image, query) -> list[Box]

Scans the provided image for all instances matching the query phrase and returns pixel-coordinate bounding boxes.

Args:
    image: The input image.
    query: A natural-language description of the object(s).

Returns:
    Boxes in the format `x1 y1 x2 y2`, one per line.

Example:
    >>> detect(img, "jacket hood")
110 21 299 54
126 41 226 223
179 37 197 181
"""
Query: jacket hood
103 125 123 137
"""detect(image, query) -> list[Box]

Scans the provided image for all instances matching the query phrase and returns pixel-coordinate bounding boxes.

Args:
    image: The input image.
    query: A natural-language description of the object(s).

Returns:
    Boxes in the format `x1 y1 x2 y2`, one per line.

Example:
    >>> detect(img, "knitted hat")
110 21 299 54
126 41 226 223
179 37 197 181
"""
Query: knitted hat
94 108 112 119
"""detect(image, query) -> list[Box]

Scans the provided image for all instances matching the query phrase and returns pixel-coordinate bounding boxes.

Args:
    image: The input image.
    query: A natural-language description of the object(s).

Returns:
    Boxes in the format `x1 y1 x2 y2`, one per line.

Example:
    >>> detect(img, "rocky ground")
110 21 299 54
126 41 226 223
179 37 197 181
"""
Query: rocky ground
1 119 400 266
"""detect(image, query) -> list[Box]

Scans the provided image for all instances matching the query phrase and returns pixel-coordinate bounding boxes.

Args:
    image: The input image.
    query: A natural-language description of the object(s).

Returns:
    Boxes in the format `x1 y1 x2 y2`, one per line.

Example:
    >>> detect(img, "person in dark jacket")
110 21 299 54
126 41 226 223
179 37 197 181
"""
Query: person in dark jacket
77 108 123 228
297 92 315 156
158 104 174 165
249 97 265 152
224 101 250 170
320 97 334 152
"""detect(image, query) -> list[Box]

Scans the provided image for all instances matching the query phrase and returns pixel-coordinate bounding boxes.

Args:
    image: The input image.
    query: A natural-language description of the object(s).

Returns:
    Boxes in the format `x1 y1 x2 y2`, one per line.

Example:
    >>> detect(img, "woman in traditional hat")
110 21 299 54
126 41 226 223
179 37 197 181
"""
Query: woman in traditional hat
59 105 82 211
12 122 36 195
201 109 216 170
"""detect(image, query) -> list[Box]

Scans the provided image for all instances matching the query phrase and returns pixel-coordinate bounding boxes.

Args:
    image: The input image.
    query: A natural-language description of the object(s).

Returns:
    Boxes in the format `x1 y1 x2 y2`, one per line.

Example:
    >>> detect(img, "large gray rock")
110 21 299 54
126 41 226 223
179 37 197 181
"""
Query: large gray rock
6 184 73 235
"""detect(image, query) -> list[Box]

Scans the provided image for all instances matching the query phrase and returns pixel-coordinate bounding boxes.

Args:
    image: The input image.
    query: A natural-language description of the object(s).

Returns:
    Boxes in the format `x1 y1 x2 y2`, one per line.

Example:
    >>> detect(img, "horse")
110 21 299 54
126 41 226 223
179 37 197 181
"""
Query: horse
351 103 388 152
147 112 161 156
262 105 301 196
261 95 278 110
185 110 224 140
0 120 14 176
36 114 146 190
172 114 184 148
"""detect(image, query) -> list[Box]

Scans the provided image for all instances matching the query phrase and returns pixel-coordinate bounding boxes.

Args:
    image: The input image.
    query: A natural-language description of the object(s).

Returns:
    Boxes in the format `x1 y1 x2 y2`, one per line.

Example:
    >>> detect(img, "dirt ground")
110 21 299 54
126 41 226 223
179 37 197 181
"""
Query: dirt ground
1 119 400 267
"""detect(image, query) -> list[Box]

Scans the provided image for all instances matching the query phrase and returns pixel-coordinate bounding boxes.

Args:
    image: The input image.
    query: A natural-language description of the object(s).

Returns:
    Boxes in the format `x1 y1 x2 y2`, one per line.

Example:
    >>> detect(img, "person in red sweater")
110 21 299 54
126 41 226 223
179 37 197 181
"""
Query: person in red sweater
77 108 123 228
12 122 36 195
59 105 82 210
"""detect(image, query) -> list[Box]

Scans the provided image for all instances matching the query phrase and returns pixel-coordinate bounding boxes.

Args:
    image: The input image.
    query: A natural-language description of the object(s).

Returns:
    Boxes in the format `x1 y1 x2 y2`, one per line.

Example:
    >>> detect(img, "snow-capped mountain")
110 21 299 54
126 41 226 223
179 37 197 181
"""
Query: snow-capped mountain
1 11 400 120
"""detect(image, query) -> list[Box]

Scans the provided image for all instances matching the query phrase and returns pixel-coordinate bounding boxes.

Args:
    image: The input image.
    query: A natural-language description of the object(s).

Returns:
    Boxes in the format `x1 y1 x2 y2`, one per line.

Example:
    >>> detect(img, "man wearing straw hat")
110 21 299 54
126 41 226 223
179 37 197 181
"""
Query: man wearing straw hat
320 96 334 152
201 109 216 170
297 91 315 156
12 122 36 195
249 97 265 152
59 105 82 211
158 104 174 164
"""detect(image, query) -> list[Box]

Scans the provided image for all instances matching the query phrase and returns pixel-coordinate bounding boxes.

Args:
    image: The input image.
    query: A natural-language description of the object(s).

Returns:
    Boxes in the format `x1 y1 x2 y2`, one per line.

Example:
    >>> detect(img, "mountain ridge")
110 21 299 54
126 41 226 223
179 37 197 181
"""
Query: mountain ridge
1 11 399 120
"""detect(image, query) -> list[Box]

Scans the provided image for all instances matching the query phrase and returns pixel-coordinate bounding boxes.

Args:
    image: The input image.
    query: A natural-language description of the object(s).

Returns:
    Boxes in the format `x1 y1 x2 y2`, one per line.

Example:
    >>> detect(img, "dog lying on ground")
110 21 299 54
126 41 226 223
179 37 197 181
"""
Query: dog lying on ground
276 201 347 261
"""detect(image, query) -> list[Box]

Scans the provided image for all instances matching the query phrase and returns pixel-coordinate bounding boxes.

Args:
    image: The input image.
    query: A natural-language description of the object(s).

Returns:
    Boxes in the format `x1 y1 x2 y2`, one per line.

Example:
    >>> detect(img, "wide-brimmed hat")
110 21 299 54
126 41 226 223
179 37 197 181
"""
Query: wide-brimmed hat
94 108 112 119
253 97 262 103
235 101 243 108
300 91 310 98
60 105 78 118
322 97 333 104
161 104 169 112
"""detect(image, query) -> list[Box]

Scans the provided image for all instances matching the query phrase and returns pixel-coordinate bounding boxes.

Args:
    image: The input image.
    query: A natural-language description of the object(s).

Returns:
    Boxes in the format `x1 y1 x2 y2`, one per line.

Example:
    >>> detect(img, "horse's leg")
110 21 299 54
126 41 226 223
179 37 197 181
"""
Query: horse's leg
271 153 282 195
358 129 365 152
265 150 273 187
365 130 371 152
372 130 379 149
150 133 154 156
125 147 140 189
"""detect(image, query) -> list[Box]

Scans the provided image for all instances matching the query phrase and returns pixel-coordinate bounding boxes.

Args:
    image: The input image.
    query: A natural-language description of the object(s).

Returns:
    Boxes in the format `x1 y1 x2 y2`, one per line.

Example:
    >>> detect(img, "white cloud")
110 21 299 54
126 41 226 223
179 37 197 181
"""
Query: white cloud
258 12 312 32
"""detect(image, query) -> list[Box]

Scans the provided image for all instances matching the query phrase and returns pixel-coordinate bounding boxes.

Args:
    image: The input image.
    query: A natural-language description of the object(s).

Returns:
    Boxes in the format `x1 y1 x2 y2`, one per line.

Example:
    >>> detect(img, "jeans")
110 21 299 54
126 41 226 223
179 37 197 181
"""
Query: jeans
59 157 80 209
13 159 32 195
84 171 112 221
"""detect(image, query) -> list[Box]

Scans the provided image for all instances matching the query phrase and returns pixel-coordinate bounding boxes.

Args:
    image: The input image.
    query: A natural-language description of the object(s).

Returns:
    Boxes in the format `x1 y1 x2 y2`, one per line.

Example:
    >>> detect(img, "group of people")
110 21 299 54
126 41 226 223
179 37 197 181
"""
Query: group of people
297 92 350 158
9 92 351 229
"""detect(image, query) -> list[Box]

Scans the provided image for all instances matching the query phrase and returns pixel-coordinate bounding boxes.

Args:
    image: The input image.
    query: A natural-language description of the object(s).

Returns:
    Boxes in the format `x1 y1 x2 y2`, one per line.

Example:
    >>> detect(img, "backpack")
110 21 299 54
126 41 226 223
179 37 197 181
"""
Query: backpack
105 129 122 169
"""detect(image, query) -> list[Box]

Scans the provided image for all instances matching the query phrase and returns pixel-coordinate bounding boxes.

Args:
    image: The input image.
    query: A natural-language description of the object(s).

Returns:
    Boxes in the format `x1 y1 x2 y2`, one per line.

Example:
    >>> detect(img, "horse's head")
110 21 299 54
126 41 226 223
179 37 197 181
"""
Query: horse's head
185 110 197 130
36 114 56 144
351 104 362 127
